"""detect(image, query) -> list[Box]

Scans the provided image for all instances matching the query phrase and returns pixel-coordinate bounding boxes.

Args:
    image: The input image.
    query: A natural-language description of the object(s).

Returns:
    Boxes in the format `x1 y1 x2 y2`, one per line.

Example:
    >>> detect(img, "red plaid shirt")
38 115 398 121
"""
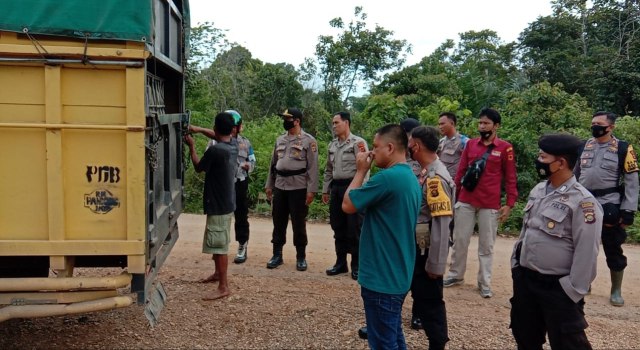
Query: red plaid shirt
454 136 518 209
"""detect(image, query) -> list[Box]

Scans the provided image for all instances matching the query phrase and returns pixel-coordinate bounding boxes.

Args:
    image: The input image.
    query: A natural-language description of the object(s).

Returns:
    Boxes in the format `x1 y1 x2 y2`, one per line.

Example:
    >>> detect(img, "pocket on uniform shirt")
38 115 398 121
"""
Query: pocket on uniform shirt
540 207 569 238
342 148 356 170
276 145 286 159
289 144 306 160
600 151 618 170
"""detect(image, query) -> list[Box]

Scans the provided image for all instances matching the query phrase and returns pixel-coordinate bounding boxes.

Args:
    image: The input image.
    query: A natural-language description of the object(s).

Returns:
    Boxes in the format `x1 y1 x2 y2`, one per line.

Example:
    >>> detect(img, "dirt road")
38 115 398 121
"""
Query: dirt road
1 214 639 349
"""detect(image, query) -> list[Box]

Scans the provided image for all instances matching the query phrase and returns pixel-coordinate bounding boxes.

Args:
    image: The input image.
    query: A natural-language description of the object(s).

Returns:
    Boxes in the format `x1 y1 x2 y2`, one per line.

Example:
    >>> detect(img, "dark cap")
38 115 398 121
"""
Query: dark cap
400 118 420 133
538 133 582 156
278 108 302 120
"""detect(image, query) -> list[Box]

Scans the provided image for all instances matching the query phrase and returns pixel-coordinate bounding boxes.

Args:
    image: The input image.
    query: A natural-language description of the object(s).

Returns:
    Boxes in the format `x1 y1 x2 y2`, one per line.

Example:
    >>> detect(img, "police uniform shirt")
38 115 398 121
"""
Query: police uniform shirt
407 156 422 177
417 158 454 276
265 130 319 192
510 176 603 303
437 133 468 179
575 136 639 211
235 134 256 182
322 133 368 193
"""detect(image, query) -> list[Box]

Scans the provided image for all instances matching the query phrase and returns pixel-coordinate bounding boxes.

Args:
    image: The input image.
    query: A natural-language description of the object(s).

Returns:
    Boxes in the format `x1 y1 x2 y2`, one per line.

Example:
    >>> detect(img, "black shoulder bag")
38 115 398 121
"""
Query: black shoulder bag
461 145 495 192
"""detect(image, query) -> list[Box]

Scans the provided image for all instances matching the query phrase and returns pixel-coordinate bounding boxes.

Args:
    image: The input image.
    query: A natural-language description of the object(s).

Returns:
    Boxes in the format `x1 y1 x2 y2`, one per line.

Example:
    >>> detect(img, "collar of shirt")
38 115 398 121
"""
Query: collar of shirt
336 132 353 146
544 176 577 195
473 135 500 147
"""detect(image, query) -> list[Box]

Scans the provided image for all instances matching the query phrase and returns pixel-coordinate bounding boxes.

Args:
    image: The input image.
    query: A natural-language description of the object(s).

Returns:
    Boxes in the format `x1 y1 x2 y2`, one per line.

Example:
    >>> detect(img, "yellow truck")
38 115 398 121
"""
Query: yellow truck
0 0 189 325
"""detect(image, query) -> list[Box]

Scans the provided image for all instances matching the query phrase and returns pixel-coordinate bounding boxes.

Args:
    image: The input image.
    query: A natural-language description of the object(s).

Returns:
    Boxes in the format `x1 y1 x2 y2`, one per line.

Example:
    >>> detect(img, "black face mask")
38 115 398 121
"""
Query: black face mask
479 130 493 140
534 159 558 179
591 125 609 138
283 120 295 131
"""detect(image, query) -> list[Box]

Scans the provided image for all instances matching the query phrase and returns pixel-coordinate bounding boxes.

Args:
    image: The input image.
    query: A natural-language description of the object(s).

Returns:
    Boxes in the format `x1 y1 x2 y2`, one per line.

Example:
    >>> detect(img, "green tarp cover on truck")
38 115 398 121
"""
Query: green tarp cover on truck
0 0 189 43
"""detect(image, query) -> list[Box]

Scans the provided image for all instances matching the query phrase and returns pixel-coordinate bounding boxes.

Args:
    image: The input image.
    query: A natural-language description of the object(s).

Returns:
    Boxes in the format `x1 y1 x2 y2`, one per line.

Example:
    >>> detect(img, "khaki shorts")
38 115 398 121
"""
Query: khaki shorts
202 213 232 255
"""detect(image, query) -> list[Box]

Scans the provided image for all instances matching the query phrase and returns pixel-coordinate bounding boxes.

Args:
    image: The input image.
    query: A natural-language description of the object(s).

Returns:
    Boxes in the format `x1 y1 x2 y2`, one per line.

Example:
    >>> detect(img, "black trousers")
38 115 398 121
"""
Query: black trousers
510 266 591 350
410 246 449 350
234 178 250 244
601 224 627 271
271 188 308 249
329 180 361 262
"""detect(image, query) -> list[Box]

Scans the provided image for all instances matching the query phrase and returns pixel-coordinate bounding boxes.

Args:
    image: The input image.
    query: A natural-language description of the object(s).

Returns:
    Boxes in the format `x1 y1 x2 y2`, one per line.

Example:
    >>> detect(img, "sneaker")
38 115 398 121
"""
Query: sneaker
234 242 248 264
478 283 493 298
443 278 464 288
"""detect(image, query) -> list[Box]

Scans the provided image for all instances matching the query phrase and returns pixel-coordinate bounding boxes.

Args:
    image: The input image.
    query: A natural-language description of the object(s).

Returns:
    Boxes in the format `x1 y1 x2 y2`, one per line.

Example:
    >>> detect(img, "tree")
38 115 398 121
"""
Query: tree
450 30 517 112
251 63 303 118
311 6 410 112
519 0 640 115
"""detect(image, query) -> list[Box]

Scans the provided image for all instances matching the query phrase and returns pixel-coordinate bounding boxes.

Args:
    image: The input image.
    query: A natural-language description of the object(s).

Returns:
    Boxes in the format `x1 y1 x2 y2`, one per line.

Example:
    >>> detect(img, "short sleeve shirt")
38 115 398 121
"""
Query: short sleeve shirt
197 140 238 215
349 163 421 294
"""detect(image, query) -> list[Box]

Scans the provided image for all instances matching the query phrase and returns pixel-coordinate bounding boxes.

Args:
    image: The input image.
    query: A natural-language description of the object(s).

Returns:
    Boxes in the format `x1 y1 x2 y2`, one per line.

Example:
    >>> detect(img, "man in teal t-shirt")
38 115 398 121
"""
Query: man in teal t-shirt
343 124 422 350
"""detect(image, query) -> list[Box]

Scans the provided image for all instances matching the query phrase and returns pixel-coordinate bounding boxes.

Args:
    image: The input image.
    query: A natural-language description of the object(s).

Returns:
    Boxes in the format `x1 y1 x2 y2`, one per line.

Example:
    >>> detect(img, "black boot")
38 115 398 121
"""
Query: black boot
296 246 307 271
266 245 283 269
411 315 423 330
350 253 359 280
358 326 367 340
326 253 348 276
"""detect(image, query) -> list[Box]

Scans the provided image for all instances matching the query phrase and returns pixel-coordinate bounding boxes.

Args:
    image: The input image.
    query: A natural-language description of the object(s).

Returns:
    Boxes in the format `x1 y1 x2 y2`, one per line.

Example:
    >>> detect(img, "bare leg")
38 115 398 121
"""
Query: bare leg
203 254 230 300
199 255 219 283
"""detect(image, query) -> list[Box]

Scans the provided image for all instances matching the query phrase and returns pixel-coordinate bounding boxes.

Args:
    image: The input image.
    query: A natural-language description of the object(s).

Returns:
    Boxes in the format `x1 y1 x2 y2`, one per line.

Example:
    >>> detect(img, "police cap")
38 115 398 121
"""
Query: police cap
278 108 302 120
538 133 582 157
400 118 420 133
538 134 583 168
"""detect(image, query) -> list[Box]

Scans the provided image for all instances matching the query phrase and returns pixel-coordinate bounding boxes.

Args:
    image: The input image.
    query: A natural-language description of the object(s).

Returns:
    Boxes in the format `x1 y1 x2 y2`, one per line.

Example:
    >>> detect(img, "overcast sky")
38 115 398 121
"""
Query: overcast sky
188 0 554 67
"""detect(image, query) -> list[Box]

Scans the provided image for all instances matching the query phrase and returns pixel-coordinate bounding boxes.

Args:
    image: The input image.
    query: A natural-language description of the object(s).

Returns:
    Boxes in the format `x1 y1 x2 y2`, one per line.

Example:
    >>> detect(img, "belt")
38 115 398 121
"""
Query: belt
519 266 564 283
275 168 306 177
331 178 353 187
587 186 621 197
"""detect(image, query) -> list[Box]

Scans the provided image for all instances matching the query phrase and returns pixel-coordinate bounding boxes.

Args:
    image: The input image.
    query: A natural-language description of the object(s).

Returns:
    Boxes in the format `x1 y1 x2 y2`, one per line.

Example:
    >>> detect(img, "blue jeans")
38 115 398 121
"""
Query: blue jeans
361 286 407 350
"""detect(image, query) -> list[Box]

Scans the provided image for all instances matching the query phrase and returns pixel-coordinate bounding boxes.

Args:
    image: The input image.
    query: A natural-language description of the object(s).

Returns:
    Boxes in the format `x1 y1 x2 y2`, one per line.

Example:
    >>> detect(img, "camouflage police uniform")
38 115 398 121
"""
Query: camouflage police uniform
574 136 638 305
510 176 602 349
265 130 319 264
410 158 454 350
323 133 368 278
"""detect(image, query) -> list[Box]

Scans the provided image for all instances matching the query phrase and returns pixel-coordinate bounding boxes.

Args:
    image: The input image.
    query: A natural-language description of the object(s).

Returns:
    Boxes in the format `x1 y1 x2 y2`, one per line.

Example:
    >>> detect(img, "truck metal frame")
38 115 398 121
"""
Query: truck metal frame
0 0 189 325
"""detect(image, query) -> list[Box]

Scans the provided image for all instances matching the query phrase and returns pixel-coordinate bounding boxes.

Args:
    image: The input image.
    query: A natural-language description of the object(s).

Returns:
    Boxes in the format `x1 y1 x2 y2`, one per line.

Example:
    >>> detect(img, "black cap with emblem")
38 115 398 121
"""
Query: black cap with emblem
538 133 583 168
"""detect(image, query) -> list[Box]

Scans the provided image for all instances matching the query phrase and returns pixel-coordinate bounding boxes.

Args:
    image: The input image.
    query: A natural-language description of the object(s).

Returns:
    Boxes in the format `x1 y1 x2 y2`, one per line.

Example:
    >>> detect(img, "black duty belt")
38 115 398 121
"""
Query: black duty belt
587 186 621 197
275 168 306 177
331 178 353 187
520 266 564 283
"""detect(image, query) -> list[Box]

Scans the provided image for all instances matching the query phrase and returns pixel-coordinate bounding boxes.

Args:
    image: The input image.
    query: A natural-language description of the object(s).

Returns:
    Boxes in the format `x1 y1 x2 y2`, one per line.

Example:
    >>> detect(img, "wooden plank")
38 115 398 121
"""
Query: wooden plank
0 240 144 256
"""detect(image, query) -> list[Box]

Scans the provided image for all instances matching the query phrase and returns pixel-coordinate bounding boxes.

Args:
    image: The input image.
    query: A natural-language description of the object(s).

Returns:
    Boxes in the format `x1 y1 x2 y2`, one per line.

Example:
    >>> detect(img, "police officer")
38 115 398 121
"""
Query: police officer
510 133 602 350
229 111 256 264
574 111 639 306
399 117 425 330
322 112 368 280
408 126 454 350
401 118 422 176
437 112 469 179
265 108 319 271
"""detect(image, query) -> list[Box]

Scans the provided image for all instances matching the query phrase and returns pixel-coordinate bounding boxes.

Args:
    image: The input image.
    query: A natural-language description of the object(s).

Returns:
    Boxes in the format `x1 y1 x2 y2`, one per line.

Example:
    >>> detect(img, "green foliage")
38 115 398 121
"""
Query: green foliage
499 81 592 197
417 97 473 128
615 115 640 150
353 93 408 139
311 6 410 111
520 1 640 115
